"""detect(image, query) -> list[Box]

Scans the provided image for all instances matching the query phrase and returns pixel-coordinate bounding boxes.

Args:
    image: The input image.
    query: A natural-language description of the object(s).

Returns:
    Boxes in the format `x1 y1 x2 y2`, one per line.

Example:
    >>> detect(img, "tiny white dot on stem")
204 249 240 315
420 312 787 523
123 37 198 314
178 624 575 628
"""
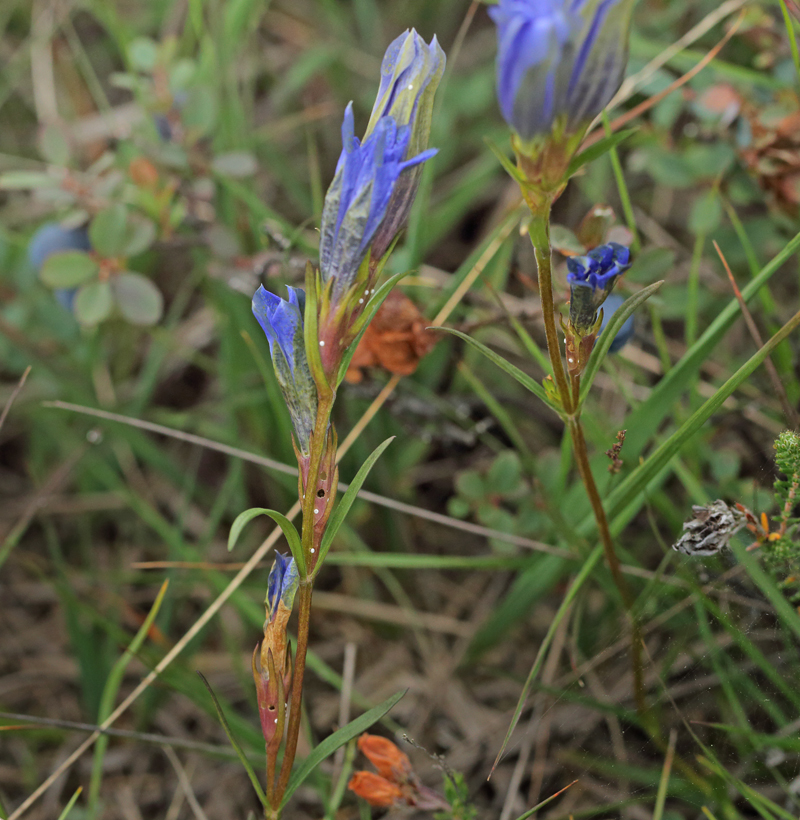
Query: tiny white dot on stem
319 341 325 347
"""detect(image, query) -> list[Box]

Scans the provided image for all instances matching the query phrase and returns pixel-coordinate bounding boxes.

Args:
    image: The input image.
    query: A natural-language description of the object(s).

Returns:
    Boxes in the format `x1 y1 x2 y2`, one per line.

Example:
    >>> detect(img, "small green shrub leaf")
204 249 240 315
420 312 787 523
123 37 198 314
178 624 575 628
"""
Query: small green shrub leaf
74 280 112 326
40 251 99 288
112 272 163 325
90 204 129 258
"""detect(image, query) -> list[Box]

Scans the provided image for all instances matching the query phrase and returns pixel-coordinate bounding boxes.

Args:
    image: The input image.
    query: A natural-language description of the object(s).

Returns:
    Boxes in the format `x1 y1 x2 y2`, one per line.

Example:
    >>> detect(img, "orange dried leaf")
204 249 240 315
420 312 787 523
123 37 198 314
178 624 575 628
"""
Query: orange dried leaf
345 290 437 383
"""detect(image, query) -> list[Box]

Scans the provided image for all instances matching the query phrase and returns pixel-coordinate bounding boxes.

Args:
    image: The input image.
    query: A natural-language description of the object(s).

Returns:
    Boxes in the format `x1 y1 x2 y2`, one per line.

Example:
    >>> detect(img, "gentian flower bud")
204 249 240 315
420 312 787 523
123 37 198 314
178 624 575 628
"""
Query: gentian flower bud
252 285 318 456
364 29 445 260
489 0 635 198
490 0 634 141
253 553 299 747
563 242 630 376
567 241 630 334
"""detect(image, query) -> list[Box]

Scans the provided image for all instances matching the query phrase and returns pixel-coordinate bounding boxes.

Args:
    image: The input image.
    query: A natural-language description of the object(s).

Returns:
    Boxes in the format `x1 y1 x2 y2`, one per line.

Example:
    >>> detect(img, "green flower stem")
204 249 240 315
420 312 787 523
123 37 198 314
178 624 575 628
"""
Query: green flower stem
273 393 336 811
526 201 646 717
528 202 572 411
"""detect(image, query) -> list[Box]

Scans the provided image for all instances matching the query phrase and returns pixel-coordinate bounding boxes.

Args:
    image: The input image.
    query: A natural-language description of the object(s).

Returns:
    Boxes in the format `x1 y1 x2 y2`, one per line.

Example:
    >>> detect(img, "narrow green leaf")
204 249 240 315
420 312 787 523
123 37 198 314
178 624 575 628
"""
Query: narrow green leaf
513 780 577 820
730 540 800 643
567 128 637 177
281 689 405 807
56 787 83 820
484 136 525 184
303 261 329 392
228 507 305 575
316 437 394 571
40 251 98 289
432 327 556 410
493 546 603 773
620 229 800 466
335 269 409 387
89 581 169 813
605 308 800 521
578 280 664 409
198 672 268 808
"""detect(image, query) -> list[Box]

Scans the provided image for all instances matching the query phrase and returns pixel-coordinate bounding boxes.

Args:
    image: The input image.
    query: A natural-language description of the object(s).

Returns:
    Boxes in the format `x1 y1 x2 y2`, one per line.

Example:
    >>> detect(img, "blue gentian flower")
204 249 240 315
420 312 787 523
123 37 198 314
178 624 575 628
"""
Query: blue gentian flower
489 0 635 142
266 552 299 620
567 241 630 333
252 285 318 455
598 292 634 352
28 222 92 312
319 104 437 304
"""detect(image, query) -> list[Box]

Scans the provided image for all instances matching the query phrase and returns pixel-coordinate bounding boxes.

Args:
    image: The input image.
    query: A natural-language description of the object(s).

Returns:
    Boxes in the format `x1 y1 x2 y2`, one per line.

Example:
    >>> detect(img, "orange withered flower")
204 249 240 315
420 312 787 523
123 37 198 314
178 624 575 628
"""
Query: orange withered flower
348 733 451 811
357 733 413 782
347 771 405 808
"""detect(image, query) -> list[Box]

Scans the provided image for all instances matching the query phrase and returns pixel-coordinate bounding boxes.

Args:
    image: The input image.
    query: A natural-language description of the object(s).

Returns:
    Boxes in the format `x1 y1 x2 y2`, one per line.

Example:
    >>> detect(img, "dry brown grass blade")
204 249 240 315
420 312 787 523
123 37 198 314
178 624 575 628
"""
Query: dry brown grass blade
583 10 743 150
0 711 240 758
713 240 798 429
610 0 748 111
44 398 568 559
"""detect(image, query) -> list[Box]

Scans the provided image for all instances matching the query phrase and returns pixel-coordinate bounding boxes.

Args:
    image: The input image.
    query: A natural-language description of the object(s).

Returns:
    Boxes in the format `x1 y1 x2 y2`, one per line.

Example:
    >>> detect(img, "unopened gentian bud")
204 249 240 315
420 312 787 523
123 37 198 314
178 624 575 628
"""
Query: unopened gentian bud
567 241 630 335
490 0 635 196
364 29 445 261
253 553 299 746
252 285 318 456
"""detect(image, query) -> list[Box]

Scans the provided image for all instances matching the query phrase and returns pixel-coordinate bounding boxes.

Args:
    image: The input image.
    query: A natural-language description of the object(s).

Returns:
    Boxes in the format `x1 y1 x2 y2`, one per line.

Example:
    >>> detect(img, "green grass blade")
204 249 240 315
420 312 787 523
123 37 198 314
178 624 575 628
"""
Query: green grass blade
198 672 268 808
492 546 603 774
56 787 83 820
620 230 800 464
88 581 169 816
604 308 800 522
730 539 800 643
567 128 637 177
228 507 305 575
432 327 556 409
779 0 800 82
513 779 578 820
281 689 405 807
578 280 664 408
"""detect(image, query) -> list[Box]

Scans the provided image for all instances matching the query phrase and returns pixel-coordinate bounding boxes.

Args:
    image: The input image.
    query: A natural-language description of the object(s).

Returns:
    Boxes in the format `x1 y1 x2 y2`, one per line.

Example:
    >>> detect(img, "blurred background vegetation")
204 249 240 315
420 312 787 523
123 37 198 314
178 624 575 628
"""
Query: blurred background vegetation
3 0 800 818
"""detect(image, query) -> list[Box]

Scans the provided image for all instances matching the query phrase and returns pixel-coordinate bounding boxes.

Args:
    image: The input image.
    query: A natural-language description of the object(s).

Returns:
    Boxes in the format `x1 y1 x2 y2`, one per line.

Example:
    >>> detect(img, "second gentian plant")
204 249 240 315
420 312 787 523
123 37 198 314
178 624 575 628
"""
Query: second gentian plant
227 28 444 819
436 0 661 756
